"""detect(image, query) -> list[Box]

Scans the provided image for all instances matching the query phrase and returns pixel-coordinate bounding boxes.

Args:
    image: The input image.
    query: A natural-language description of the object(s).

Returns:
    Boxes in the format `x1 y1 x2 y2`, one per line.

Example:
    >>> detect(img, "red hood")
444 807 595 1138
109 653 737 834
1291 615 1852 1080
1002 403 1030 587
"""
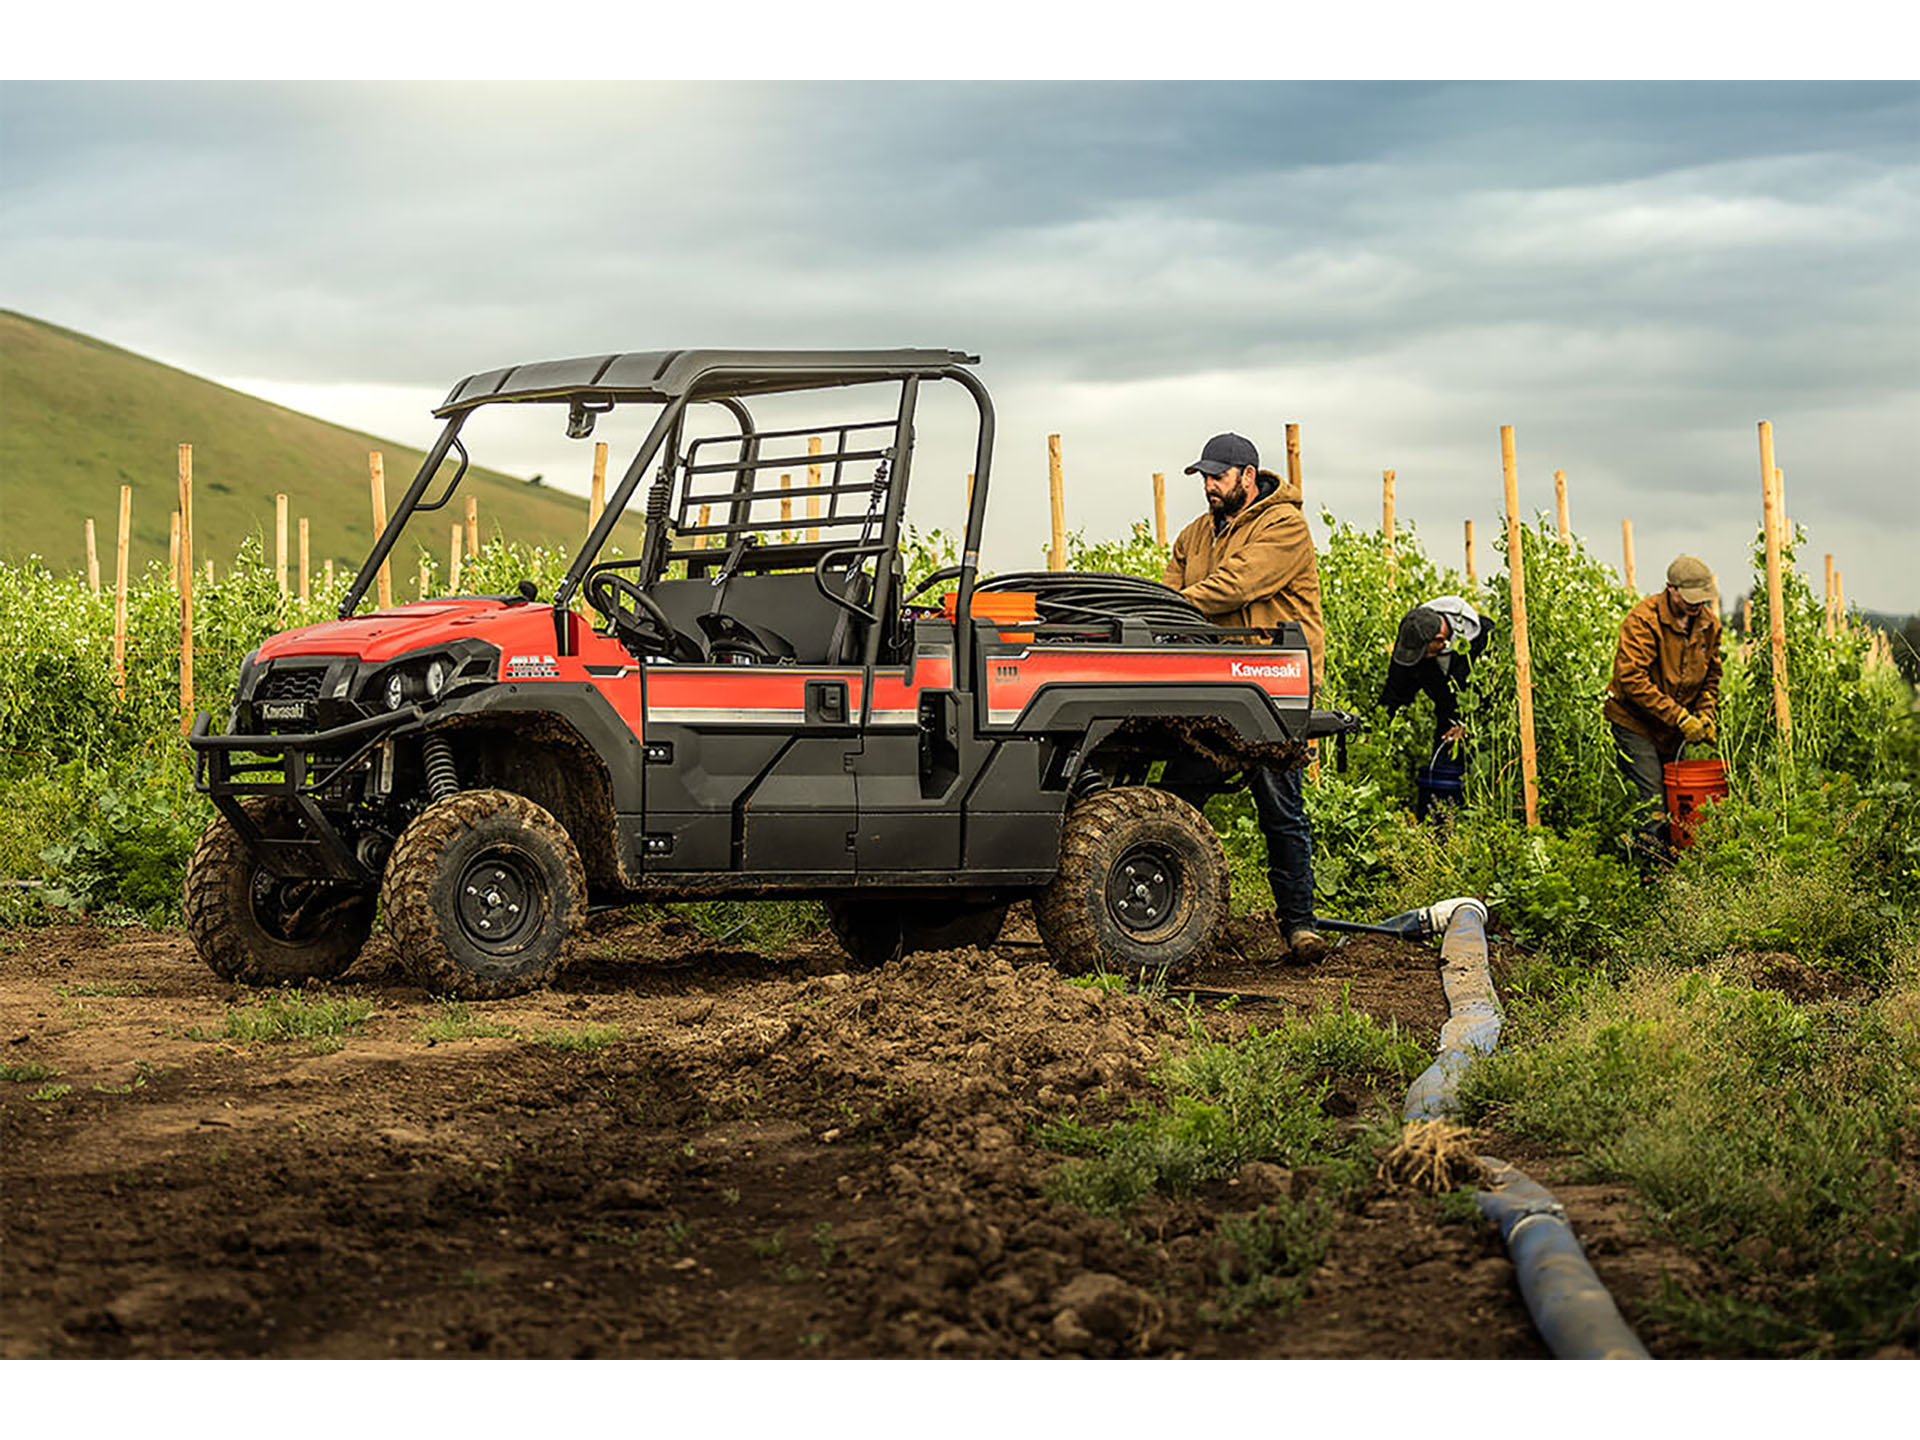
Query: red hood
257 598 543 663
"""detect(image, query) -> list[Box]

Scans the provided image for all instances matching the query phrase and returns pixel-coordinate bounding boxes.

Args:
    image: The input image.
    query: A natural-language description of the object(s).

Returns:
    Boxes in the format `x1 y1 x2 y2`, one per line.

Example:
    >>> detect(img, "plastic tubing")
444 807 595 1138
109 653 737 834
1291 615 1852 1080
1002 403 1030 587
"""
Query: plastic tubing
1475 1160 1651 1360
1403 901 1652 1359
1402 901 1501 1122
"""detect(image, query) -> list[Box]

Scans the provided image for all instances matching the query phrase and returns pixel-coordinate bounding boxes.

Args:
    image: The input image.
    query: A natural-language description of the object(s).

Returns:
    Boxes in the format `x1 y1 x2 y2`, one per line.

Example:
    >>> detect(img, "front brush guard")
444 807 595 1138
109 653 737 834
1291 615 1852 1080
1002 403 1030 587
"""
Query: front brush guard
187 705 427 882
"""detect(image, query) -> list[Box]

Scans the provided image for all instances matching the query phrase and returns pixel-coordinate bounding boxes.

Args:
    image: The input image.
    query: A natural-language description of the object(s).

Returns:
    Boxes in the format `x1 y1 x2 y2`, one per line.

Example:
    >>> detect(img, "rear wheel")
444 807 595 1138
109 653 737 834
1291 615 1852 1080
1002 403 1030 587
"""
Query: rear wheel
183 800 375 984
824 897 1009 970
381 789 586 999
1034 786 1228 977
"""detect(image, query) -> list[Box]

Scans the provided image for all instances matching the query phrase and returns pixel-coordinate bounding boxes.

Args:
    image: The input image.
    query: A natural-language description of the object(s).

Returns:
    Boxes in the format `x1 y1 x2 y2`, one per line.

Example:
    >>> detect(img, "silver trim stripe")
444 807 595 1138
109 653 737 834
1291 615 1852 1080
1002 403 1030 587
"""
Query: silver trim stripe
646 707 919 727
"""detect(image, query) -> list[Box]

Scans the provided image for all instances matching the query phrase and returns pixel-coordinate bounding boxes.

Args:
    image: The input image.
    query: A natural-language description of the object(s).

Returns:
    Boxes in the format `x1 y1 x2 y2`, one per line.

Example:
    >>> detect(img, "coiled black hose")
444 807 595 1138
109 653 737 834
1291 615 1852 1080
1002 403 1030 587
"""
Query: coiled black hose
974 570 1212 636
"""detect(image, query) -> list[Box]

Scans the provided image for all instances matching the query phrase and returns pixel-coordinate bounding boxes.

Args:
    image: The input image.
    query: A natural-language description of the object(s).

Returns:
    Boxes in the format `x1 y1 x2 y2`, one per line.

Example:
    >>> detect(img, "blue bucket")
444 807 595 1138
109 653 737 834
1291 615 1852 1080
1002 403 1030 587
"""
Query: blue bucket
1414 752 1466 820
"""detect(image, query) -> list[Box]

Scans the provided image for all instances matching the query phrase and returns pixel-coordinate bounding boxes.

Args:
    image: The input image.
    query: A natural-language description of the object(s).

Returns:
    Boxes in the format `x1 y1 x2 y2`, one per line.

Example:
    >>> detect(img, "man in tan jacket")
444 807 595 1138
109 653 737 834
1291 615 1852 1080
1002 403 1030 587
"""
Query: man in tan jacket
1605 554 1724 857
1159 432 1326 960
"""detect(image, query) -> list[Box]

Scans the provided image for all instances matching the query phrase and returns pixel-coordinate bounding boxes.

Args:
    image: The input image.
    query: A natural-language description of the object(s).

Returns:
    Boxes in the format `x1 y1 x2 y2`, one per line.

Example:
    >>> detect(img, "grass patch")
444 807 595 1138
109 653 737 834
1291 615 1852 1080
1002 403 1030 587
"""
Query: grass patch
1455 962 1920 1356
1207 1199 1335 1326
0 1061 59 1083
525 1023 621 1052
58 981 145 997
1037 1010 1406 1220
187 989 373 1053
417 1001 517 1044
28 1082 73 1101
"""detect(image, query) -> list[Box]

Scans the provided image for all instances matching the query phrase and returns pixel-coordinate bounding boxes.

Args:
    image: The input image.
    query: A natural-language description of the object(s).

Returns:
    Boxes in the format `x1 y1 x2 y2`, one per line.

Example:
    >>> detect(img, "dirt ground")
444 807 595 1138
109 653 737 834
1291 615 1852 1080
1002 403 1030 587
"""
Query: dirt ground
1 907 1707 1359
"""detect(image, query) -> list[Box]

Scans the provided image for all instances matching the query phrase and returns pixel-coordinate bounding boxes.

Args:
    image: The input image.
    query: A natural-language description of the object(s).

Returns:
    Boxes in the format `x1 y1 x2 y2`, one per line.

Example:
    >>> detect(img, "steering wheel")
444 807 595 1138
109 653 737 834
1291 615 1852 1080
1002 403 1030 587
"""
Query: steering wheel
585 571 702 662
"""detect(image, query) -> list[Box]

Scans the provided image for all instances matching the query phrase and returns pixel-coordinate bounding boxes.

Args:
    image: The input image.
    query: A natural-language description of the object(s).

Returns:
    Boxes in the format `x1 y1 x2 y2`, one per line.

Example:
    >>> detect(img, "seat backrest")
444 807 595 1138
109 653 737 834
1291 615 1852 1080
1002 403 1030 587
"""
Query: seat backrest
651 569 871 666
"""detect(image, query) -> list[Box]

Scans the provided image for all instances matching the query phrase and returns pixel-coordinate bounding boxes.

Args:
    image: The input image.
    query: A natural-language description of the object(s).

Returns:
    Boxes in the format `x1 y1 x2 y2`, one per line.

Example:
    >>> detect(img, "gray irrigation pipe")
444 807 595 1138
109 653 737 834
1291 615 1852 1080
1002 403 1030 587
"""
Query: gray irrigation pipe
1404 899 1652 1361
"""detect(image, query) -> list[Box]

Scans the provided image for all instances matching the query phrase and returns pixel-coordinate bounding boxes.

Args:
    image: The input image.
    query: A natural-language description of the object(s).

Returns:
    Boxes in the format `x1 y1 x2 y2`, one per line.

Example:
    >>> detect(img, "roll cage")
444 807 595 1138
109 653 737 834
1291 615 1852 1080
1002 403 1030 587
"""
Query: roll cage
340 349 997 684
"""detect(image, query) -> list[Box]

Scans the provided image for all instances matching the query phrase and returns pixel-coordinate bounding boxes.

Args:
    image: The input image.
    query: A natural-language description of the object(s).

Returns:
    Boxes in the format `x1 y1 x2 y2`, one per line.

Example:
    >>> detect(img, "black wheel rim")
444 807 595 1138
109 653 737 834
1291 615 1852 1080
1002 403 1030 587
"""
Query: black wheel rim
455 848 544 952
1107 843 1181 933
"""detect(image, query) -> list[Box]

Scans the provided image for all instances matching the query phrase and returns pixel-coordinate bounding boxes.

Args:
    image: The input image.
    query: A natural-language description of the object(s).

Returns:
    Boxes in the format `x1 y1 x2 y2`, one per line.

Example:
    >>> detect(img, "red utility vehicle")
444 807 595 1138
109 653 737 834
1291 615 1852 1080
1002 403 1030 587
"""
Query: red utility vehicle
186 350 1353 996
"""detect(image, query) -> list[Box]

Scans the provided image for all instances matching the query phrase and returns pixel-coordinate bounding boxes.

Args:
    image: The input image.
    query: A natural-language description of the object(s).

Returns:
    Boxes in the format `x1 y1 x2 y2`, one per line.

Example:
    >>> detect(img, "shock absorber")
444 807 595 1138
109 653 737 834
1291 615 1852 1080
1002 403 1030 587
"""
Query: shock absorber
422 735 459 802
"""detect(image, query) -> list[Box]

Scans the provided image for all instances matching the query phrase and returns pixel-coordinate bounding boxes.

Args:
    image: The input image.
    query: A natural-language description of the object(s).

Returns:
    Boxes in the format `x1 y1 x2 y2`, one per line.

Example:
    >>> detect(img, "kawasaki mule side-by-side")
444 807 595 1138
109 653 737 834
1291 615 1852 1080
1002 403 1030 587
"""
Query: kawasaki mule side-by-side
185 349 1355 997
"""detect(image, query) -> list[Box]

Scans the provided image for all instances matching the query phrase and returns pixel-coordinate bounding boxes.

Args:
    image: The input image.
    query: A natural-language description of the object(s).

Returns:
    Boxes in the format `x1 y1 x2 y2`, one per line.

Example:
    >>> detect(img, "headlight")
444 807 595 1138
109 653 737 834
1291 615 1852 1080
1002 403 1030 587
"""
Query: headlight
425 658 450 698
384 671 409 711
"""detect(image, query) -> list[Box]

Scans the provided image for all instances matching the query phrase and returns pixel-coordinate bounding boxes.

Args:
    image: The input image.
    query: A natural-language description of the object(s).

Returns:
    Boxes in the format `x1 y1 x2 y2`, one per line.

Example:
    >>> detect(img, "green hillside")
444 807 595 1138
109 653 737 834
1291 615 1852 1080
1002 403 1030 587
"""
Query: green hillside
0 310 588 579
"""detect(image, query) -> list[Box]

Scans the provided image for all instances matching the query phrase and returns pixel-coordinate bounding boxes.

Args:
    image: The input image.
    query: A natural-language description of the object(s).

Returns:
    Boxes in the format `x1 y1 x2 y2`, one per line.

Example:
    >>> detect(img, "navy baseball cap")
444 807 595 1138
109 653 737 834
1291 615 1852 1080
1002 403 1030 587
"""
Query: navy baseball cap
1184 432 1259 477
1391 606 1447 666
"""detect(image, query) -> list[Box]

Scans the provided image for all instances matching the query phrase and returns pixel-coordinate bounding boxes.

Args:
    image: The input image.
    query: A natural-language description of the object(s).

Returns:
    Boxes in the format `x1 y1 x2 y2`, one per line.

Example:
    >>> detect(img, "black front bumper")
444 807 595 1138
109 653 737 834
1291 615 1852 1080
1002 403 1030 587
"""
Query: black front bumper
187 705 427 883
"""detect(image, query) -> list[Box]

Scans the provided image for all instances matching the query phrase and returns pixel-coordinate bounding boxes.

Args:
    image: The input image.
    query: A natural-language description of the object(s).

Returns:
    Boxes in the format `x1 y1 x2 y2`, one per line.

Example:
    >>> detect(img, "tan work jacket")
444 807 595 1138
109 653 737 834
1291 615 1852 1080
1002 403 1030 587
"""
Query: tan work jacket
1603 589 1723 751
1163 470 1325 685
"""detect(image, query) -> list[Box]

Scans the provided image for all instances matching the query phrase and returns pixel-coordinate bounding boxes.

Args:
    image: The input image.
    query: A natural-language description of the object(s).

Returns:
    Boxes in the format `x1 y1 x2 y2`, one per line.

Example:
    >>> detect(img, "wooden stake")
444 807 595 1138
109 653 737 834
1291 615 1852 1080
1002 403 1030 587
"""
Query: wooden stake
1774 467 1788 541
465 495 479 559
1151 472 1167 546
369 451 392 609
1823 552 1835 636
112 486 131 700
325 558 335 593
1759 421 1792 753
806 436 822 543
275 492 289 595
589 441 608 535
781 475 793 535
205 559 213 584
1501 426 1539 828
169 511 181 589
178 444 194 734
1834 570 1845 630
1464 519 1478 590
1382 469 1397 590
418 559 430 597
85 518 100 593
1553 470 1570 544
1047 434 1066 572
697 504 712 549
1621 518 1637 593
449 524 463 593
1742 596 1753 633
299 518 310 605
1299 419 1314 783
965 472 975 517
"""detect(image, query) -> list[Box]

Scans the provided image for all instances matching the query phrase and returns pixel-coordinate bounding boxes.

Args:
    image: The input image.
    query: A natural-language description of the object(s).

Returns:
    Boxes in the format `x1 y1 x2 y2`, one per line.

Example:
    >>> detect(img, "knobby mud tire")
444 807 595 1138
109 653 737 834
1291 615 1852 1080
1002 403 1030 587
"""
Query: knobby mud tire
824 898 1010 971
1033 786 1228 978
182 799 375 985
381 789 586 1000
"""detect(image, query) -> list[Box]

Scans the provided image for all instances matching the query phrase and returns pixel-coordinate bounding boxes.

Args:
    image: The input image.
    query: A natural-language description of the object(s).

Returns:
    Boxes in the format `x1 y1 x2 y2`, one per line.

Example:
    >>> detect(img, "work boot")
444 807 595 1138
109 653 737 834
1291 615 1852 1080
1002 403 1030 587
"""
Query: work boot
1286 926 1328 964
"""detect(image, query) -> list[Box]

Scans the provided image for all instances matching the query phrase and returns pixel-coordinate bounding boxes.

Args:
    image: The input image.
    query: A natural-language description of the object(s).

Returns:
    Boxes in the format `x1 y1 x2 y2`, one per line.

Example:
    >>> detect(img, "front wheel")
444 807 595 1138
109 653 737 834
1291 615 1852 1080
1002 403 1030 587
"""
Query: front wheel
381 789 586 999
182 800 375 984
1034 786 1228 977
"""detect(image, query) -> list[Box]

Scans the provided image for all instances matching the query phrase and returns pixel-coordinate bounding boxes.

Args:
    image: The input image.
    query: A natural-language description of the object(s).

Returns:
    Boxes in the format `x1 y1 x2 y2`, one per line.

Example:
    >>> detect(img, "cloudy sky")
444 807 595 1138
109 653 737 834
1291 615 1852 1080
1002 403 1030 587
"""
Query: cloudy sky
5 73 1916 611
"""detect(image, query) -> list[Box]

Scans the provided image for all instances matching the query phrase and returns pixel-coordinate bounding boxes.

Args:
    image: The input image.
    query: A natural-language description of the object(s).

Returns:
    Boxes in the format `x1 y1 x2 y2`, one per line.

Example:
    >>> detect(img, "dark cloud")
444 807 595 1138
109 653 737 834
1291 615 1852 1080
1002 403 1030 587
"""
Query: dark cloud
3 80 1915 608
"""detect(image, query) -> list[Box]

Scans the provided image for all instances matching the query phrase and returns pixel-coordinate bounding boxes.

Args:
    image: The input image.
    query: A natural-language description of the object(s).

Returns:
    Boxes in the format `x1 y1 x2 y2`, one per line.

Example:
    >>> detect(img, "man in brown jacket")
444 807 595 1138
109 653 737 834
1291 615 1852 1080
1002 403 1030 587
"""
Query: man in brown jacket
1605 554 1724 857
1159 432 1326 960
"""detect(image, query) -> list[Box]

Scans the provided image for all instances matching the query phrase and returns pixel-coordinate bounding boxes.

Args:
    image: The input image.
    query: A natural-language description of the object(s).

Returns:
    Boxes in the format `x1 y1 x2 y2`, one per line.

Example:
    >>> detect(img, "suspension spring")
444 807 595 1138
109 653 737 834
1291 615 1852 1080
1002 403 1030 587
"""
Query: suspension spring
423 736 459 802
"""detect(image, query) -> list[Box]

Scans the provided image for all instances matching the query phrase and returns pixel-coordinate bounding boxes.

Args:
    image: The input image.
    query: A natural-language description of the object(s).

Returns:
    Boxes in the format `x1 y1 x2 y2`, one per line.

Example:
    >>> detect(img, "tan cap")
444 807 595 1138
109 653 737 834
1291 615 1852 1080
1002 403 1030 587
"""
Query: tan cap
1666 554 1716 605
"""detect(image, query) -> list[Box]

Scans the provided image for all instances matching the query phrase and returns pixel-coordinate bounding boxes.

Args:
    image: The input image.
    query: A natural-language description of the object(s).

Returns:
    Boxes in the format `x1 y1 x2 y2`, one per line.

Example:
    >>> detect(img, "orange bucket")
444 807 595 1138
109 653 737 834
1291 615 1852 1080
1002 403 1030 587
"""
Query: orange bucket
1663 758 1729 849
941 590 1037 643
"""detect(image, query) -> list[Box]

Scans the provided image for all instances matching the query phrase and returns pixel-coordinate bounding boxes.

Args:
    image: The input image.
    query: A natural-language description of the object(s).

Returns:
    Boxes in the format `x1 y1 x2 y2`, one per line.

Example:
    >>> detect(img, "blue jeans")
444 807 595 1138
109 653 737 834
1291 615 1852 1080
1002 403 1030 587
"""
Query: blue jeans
1161 756 1316 929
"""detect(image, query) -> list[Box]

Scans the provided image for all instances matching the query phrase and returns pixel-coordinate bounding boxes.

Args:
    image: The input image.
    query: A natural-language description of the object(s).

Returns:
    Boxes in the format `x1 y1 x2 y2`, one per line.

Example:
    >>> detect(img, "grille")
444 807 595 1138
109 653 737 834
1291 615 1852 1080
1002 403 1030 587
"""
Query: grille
257 665 326 704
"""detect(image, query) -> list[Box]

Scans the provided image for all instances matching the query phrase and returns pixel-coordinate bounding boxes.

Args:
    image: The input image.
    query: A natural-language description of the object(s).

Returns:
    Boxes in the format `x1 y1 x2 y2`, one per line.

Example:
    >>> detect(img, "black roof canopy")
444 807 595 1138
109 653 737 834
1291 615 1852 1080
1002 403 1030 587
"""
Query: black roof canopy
434 348 979 416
